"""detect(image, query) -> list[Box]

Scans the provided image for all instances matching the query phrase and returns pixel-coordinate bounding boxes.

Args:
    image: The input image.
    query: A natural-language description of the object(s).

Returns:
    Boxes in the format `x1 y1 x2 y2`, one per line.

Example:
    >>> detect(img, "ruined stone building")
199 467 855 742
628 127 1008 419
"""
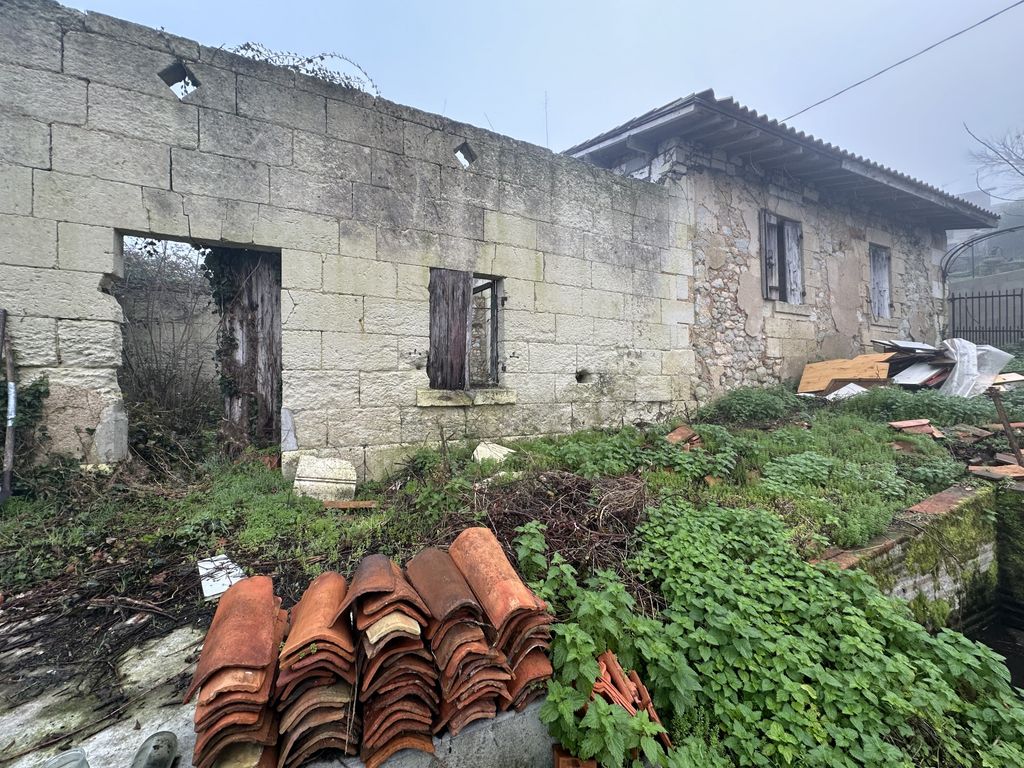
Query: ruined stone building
0 2 998 477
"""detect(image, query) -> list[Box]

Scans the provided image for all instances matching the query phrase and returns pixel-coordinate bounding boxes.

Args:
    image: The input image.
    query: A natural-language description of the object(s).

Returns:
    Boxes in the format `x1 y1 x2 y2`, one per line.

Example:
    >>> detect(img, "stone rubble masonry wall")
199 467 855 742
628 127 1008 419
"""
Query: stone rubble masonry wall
0 0 694 475
609 135 948 403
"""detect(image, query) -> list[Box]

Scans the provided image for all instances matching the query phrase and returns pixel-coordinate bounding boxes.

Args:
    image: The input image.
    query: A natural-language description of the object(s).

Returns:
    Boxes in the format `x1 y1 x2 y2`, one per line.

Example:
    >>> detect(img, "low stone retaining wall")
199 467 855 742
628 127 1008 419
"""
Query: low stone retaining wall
816 485 998 629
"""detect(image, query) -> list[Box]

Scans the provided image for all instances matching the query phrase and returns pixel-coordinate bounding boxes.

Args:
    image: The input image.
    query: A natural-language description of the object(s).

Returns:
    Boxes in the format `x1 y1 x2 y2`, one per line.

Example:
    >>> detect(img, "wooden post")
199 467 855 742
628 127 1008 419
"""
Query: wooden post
1 308 14 504
989 386 1024 466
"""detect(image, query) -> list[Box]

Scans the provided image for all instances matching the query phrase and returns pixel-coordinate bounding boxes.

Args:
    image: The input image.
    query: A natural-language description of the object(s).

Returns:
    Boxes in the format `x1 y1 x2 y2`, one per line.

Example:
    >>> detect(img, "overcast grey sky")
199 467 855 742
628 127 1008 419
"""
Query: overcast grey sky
64 0 1024 198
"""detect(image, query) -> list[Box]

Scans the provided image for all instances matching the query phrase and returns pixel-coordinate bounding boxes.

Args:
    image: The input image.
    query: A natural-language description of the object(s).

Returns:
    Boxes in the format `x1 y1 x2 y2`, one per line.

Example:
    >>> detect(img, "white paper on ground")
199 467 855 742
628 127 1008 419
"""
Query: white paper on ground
198 555 246 601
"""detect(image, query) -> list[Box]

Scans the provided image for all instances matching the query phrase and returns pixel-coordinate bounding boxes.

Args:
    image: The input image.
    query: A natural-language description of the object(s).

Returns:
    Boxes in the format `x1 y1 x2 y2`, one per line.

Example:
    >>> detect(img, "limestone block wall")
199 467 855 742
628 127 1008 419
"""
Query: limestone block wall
0 0 695 476
610 140 947 401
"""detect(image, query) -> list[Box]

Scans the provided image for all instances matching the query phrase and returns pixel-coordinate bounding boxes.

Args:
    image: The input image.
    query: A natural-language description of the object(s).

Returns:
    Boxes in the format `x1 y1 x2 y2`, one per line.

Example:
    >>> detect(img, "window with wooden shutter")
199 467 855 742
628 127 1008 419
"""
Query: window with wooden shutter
428 267 473 390
782 219 803 305
869 244 892 319
761 210 804 304
761 211 780 300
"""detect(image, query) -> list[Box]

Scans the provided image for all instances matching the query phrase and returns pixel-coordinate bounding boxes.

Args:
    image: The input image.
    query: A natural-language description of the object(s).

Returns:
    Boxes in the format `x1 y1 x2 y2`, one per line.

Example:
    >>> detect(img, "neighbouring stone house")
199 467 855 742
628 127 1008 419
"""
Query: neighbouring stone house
0 1 998 477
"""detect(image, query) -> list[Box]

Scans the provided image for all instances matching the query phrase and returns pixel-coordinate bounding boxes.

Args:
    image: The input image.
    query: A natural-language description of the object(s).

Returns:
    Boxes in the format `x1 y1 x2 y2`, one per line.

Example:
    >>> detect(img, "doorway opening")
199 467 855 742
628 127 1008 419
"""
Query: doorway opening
115 236 281 469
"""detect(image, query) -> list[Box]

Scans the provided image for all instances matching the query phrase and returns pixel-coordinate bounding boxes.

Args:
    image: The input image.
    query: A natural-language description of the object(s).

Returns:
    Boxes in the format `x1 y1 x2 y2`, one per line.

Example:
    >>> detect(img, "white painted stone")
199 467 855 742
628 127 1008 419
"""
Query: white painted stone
292 454 357 500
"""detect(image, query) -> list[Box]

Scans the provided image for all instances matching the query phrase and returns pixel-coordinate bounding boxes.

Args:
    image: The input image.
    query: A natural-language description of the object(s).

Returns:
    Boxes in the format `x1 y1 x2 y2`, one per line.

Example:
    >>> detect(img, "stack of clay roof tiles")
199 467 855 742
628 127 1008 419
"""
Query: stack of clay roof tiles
449 527 553 711
406 547 513 735
183 575 283 768
343 554 439 768
185 528 554 766
275 572 360 766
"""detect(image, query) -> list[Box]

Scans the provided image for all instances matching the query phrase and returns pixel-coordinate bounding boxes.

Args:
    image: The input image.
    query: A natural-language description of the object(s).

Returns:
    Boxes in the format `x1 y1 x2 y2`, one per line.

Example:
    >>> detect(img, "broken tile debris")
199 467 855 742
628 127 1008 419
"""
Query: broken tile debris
888 419 945 439
590 650 671 752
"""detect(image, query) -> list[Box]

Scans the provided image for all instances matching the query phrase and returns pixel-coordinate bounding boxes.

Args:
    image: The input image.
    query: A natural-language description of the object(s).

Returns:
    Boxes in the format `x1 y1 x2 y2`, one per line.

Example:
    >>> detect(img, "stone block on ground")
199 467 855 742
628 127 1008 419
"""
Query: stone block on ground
292 454 357 500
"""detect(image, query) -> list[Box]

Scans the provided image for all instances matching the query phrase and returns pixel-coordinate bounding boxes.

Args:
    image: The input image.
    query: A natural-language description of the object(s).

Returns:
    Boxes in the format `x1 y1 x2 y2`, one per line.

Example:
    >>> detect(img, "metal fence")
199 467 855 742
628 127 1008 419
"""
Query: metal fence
949 288 1024 347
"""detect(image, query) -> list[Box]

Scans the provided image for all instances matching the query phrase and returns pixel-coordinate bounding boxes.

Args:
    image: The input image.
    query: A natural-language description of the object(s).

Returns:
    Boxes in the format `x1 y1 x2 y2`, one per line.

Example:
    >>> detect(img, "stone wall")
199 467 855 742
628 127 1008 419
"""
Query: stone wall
0 0 694 475
608 138 947 401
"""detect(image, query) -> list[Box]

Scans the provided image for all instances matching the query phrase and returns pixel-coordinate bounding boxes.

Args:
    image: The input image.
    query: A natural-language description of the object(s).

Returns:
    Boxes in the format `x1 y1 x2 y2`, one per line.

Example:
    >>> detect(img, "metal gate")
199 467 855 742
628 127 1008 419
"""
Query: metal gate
949 288 1024 346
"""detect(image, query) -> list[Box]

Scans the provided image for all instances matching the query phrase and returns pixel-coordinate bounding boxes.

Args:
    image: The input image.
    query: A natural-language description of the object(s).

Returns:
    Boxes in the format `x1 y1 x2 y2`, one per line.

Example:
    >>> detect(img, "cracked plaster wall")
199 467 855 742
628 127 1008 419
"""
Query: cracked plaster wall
1 0 695 475
611 139 947 402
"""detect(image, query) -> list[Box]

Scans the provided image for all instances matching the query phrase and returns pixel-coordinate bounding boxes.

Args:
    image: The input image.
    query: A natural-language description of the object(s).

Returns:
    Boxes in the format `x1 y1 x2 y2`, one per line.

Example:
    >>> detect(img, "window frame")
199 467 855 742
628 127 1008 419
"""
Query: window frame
868 243 893 320
760 210 804 305
427 267 503 391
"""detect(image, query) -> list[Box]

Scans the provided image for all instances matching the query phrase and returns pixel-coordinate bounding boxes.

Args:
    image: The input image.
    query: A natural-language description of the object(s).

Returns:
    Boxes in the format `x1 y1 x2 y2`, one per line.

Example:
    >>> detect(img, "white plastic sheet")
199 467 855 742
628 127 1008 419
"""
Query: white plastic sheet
938 338 1012 398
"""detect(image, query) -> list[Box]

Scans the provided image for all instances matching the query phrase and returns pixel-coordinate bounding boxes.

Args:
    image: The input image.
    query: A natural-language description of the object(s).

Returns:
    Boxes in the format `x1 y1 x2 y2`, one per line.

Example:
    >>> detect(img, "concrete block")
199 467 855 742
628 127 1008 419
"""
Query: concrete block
283 370 359 410
63 30 180 100
535 282 582 315
555 314 595 344
172 148 268 204
326 405 401 447
473 441 515 463
292 455 357 501
8 315 58 366
362 298 429 336
0 8 63 71
283 291 362 332
544 253 591 288
499 181 551 222
142 188 190 239
359 370 425 406
57 320 122 367
281 249 323 291
376 228 441 267
270 167 352 217
200 110 293 166
88 83 198 148
57 223 119 275
0 113 49 168
529 342 577 374
254 205 339 252
582 289 624 320
53 125 170 188
326 99 403 152
322 332 399 371
660 298 694 325
371 150 441 198
0 163 31 215
484 210 537 249
536 221 585 258
182 196 259 244
441 165 500 208
352 184 415 229
323 255 397 298
0 214 56 268
484 245 543 282
34 170 144 231
0 265 122 321
0 63 86 125
282 329 322 370
294 131 371 180
237 75 326 133
281 447 345 483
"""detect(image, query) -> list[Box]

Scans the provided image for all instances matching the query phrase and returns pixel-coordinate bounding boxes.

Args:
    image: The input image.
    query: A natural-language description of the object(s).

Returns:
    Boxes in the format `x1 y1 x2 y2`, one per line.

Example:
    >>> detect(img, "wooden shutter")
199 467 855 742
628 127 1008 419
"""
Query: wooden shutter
782 220 803 305
761 211 780 300
428 267 473 390
870 244 891 319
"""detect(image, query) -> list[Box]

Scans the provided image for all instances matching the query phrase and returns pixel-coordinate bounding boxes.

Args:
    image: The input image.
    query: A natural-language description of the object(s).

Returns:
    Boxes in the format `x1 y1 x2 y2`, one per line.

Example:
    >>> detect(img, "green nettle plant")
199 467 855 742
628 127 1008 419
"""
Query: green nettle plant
518 499 1024 768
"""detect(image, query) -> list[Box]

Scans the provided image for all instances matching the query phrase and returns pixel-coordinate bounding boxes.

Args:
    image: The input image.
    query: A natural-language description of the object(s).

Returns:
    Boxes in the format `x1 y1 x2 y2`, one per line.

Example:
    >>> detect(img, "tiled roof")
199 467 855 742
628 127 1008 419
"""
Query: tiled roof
566 89 997 230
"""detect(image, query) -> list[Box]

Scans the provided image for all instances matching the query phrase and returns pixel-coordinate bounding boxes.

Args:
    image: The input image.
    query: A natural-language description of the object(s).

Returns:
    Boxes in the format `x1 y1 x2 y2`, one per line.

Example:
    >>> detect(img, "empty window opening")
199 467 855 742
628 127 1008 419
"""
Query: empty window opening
158 61 200 100
454 141 477 169
869 243 892 319
760 211 804 305
115 236 281 463
427 268 502 390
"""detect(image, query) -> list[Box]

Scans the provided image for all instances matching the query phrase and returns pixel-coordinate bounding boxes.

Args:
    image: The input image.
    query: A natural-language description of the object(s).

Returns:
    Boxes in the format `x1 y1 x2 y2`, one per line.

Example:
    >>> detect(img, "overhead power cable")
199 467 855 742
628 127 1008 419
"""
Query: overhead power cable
783 0 1024 122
